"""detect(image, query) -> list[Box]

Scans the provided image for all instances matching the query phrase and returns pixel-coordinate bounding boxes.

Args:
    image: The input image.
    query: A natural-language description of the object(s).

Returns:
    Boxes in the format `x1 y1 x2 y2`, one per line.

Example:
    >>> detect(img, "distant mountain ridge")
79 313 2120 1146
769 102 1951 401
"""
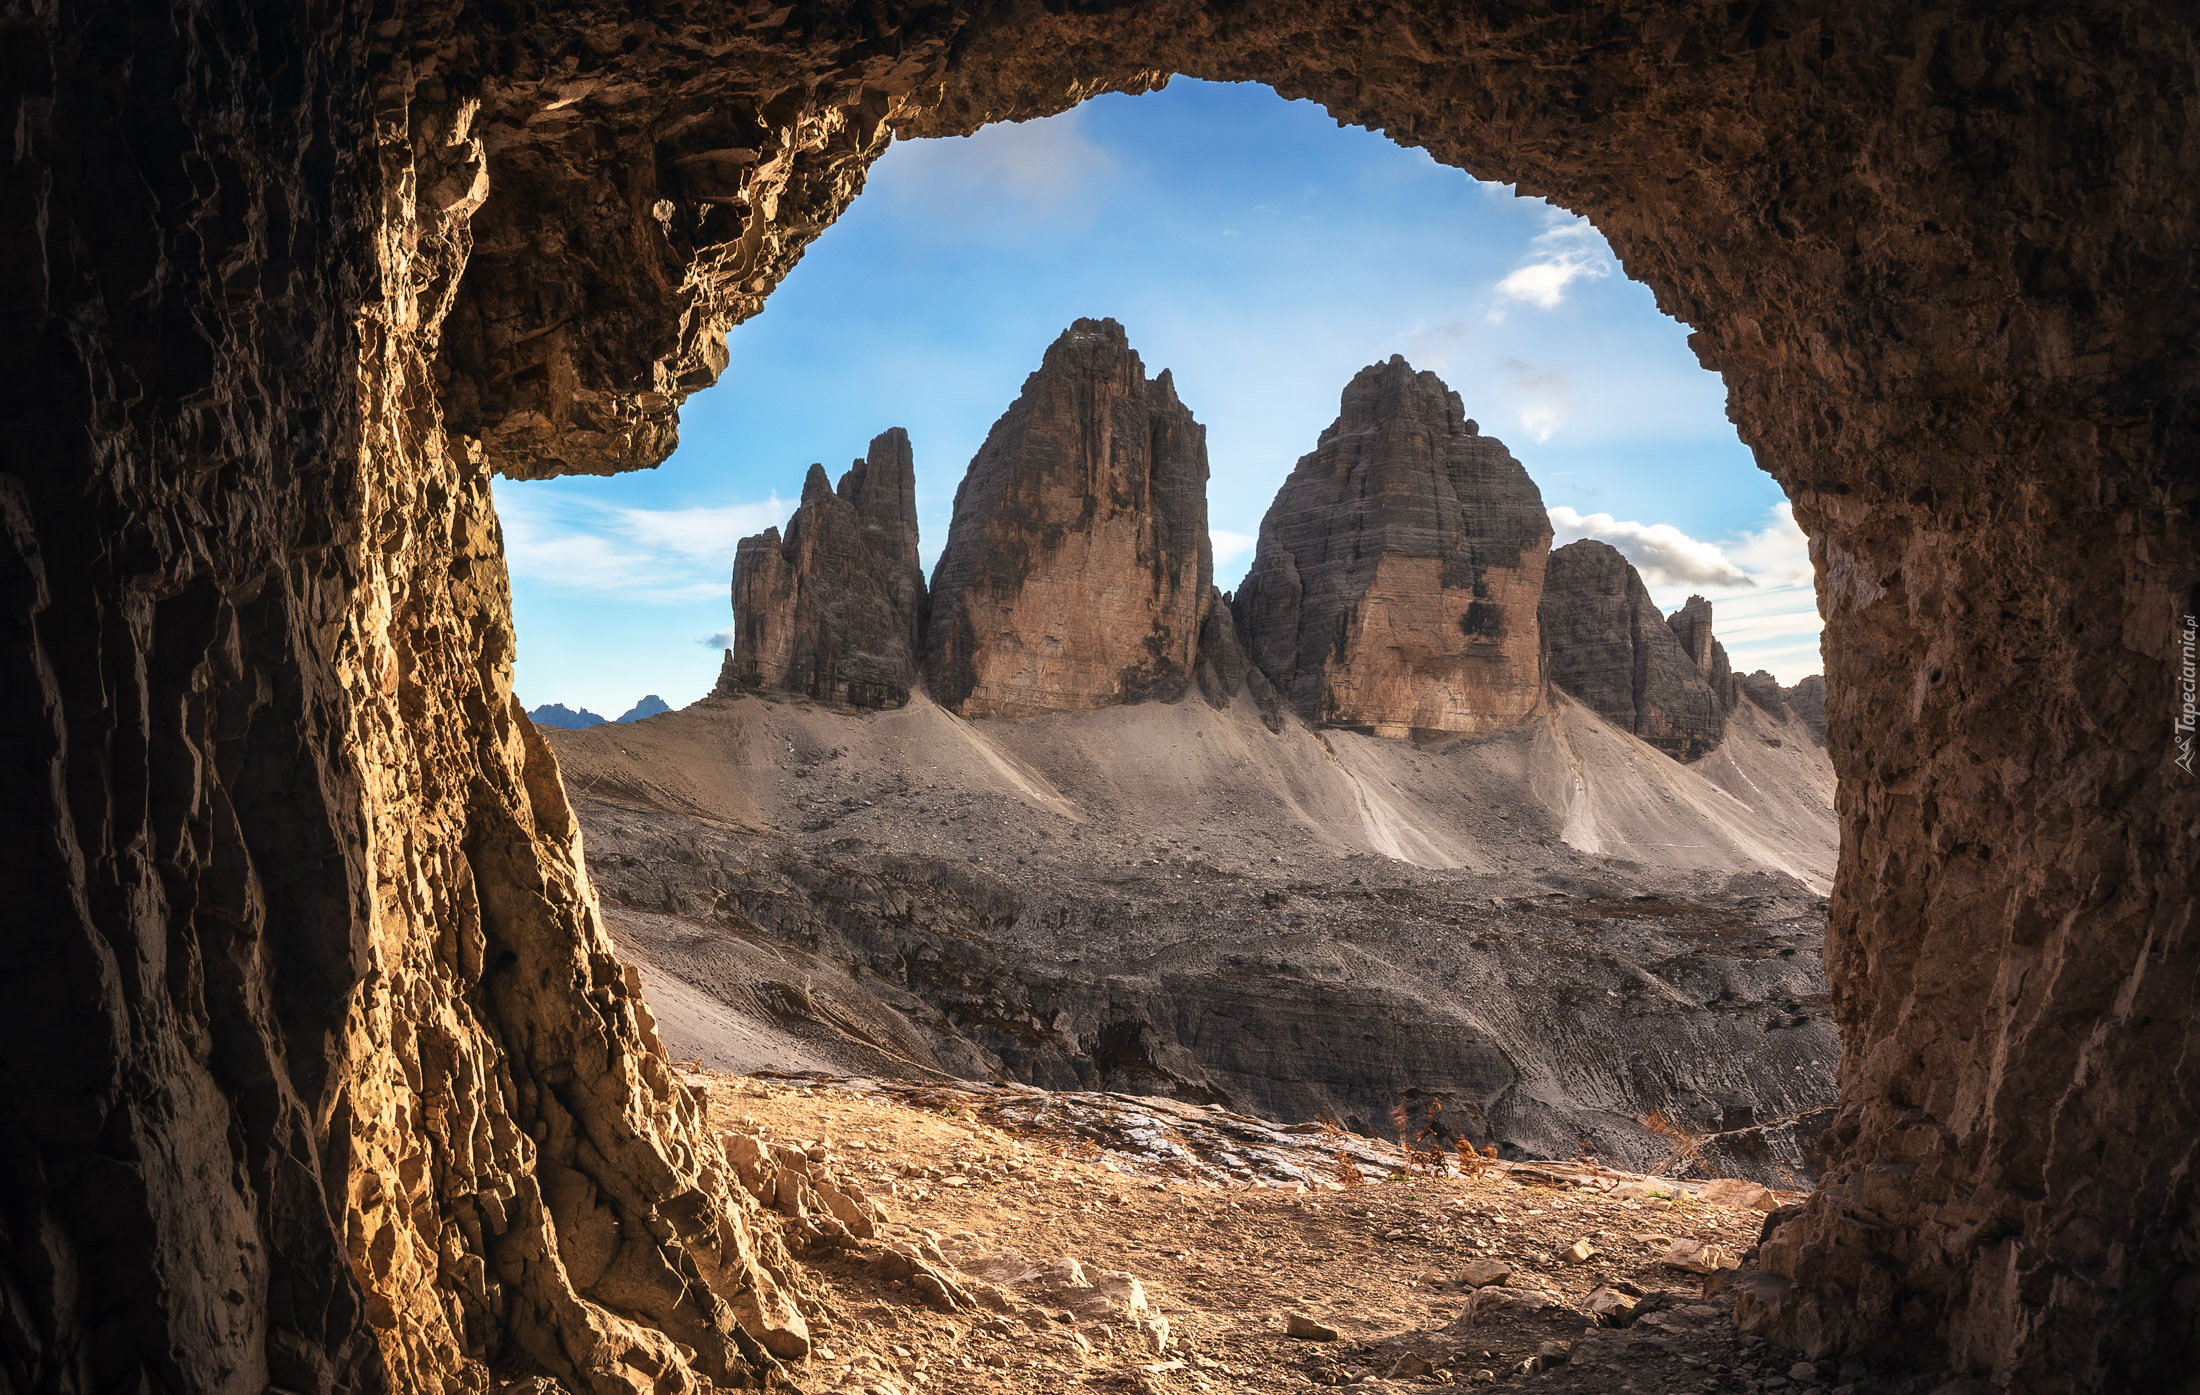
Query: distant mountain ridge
528 694 670 730
718 317 1818 765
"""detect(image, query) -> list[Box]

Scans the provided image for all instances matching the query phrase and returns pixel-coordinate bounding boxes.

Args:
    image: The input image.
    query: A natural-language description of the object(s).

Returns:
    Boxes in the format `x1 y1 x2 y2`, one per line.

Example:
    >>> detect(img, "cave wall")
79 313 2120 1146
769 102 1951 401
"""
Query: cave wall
4 7 812 1393
6 2 2195 1393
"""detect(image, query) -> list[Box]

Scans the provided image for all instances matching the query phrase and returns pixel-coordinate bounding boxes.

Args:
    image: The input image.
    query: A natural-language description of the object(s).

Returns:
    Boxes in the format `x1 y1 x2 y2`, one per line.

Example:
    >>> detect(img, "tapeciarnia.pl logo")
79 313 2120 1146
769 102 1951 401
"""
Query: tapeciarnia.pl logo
2177 613 2197 776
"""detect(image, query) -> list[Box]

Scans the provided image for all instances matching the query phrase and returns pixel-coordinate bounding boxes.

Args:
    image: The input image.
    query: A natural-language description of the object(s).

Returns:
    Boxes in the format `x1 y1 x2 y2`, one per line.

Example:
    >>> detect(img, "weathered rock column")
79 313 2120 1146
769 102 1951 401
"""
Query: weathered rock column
1236 357 1551 736
728 427 928 708
3 14 809 1392
924 318 1213 716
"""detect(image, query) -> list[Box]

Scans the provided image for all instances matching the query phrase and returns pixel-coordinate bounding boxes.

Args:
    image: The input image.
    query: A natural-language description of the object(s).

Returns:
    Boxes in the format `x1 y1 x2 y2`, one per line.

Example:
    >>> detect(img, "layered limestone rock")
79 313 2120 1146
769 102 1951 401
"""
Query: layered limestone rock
1739 670 1790 718
924 319 1211 716
1235 357 1552 737
727 428 927 709
1668 595 1742 712
14 3 2198 1394
1784 676 1828 746
1539 540 1727 761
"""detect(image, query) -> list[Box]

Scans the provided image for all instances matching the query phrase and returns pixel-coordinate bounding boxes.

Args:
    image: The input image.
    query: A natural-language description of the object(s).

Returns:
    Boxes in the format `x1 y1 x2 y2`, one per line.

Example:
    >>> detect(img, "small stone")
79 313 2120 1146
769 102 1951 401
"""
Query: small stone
1561 1239 1596 1263
1286 1313 1341 1341
1660 1238 1738 1273
1458 1259 1511 1288
1790 1360 1826 1383
1699 1178 1779 1212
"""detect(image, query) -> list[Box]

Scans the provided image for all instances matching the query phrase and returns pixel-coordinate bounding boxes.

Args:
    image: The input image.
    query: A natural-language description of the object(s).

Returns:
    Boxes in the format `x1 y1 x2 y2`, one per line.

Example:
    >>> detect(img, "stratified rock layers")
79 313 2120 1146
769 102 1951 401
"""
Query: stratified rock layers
1784 675 1828 745
1236 358 1551 735
731 428 927 708
1540 539 1727 760
925 319 1212 716
1668 594 1741 712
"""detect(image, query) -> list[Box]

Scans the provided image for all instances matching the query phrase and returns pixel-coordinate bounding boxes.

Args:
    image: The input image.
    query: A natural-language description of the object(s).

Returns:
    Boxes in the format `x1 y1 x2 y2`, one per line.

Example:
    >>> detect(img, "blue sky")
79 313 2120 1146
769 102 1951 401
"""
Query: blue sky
497 79 1822 716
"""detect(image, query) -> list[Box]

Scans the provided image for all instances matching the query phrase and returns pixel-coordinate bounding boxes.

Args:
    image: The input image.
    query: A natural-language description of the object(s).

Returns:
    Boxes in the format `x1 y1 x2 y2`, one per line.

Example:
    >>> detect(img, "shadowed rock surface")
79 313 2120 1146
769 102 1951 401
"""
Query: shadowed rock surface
1668 595 1741 714
1540 540 1728 762
9 2 2195 1392
728 428 927 709
924 320 1212 716
1784 676 1829 746
1236 358 1552 736
1739 671 1789 719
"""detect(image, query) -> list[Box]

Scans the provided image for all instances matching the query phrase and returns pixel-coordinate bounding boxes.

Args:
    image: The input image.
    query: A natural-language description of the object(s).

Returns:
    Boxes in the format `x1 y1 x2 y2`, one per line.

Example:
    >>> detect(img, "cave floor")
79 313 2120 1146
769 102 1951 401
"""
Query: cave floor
693 1072 1936 1395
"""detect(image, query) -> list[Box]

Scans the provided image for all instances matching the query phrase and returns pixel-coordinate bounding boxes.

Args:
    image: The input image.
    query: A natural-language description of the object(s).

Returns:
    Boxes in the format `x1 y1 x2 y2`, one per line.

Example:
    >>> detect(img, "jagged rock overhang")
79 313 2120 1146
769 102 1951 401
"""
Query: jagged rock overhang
7 2 2193 1393
449 6 2200 1386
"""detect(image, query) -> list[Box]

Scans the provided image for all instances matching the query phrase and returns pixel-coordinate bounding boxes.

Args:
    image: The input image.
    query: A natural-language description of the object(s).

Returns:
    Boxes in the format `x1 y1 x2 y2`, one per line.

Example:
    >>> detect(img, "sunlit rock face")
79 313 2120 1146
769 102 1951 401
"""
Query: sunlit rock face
924 318 1213 716
1235 357 1551 737
729 427 927 709
1541 539 1728 761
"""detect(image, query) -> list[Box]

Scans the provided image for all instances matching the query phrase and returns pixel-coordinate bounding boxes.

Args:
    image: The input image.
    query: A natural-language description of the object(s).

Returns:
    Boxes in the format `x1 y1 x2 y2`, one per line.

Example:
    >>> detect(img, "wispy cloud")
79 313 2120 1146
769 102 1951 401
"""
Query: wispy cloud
1504 359 1572 443
887 111 1119 229
1549 505 1752 589
1720 501 1814 589
1398 318 1474 374
1211 528 1257 574
1491 215 1612 314
496 484 787 604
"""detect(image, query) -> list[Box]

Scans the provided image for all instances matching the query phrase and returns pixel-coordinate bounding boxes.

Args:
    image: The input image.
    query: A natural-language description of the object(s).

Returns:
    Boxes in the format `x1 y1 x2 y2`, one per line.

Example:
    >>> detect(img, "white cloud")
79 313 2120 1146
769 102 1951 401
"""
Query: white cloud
496 484 787 603
1492 216 1612 313
1547 502 1824 682
1549 505 1752 589
1505 359 1572 443
1211 528 1257 572
701 625 737 650
1721 501 1814 589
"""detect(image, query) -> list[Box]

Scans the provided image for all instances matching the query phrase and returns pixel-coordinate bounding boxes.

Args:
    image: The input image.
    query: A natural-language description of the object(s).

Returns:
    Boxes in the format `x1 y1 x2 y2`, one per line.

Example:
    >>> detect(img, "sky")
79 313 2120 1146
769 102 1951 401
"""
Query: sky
496 79 1822 717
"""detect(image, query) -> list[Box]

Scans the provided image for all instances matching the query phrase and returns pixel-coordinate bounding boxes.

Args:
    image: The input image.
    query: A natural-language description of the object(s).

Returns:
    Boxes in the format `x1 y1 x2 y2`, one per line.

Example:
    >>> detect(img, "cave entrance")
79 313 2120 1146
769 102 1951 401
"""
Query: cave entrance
508 76 1843 1206
497 79 1818 728
16 8 2189 1395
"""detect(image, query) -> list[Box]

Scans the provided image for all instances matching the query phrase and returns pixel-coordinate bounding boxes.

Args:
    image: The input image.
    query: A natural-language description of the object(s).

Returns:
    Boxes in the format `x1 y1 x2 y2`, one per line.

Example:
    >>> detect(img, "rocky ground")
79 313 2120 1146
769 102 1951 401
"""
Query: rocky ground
696 1068 1946 1395
551 690 1841 1185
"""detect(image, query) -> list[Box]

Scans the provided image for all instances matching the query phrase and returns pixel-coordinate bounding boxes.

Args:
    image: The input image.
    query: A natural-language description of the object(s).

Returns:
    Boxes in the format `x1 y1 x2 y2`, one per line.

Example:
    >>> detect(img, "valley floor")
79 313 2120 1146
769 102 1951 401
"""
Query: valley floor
552 689 1843 1184
698 1070 1937 1395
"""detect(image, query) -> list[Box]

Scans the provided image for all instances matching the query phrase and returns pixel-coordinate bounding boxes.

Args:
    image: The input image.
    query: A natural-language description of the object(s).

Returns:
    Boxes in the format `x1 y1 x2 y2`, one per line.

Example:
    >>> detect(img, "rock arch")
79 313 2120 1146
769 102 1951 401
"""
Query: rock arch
5 3 2193 1393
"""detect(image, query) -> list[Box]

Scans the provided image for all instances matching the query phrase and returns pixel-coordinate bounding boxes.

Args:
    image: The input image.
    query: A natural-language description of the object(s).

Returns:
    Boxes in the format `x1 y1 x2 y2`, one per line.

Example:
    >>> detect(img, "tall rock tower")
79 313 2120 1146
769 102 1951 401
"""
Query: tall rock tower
1666 594 1741 711
1539 539 1728 760
924 318 1214 716
1234 357 1552 736
726 427 927 708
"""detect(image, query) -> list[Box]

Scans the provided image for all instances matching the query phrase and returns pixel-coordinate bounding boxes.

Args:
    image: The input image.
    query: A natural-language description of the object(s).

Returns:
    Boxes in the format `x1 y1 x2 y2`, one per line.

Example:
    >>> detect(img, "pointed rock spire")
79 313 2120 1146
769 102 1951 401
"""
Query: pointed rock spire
726 427 926 708
924 318 1213 716
1233 356 1552 736
1539 539 1727 760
